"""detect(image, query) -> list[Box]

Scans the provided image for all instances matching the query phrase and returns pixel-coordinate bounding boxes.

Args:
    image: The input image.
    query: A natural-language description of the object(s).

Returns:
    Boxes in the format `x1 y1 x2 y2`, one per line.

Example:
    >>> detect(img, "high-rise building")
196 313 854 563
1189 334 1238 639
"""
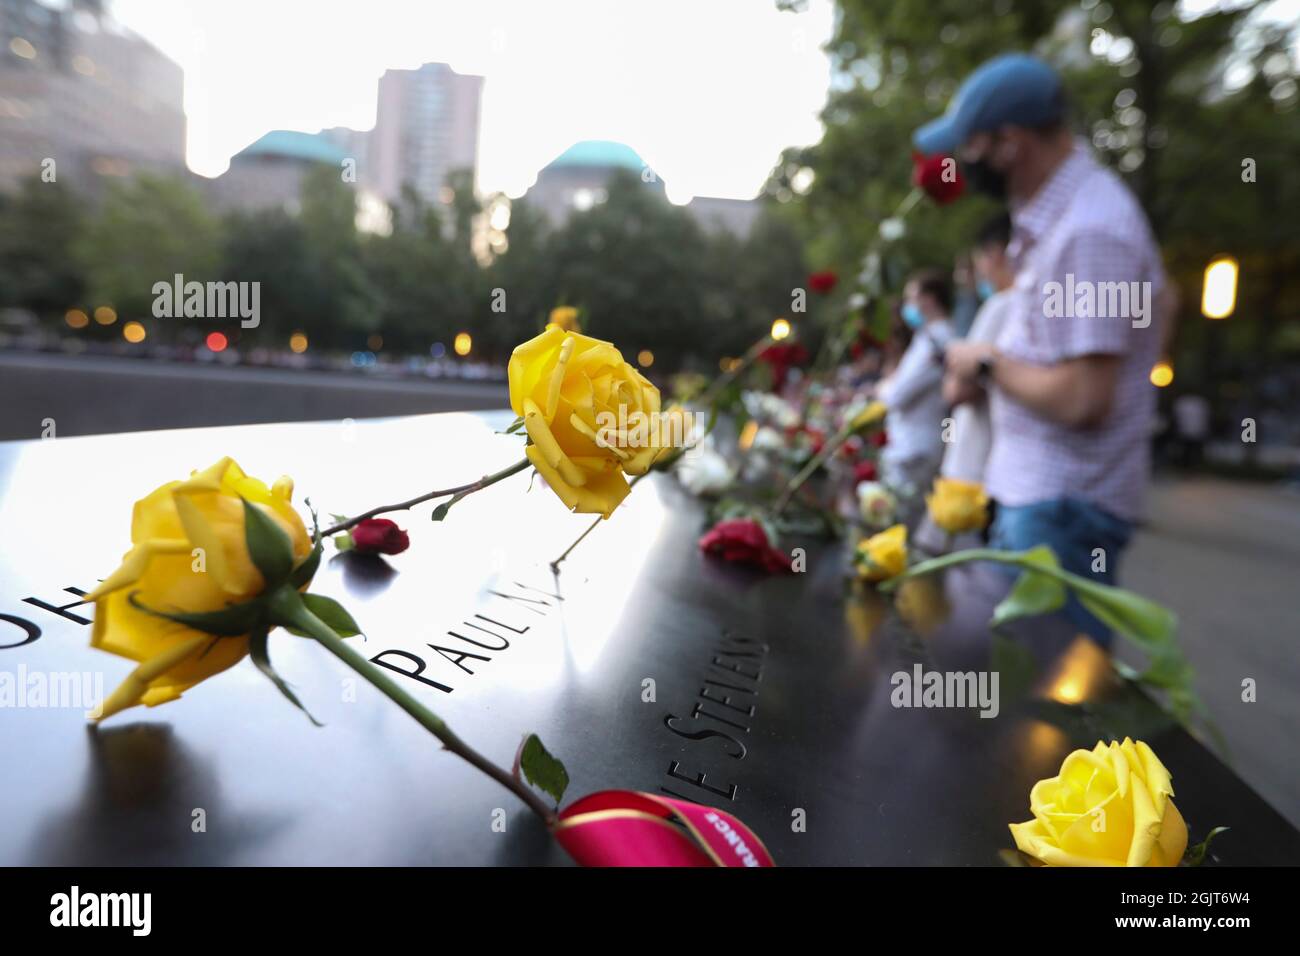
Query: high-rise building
0 0 185 192
368 61 482 206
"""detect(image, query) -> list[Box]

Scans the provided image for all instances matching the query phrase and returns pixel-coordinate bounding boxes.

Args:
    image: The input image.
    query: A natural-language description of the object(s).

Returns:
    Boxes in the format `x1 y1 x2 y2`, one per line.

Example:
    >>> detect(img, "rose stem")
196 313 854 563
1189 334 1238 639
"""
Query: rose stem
270 588 557 826
772 424 853 516
321 457 531 537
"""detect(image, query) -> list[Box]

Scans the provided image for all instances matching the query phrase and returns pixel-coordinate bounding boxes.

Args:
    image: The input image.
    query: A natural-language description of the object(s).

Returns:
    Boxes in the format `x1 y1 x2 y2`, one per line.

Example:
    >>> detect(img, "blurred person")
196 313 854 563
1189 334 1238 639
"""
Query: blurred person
874 269 954 497
1173 391 1211 470
921 54 1165 646
940 213 1015 485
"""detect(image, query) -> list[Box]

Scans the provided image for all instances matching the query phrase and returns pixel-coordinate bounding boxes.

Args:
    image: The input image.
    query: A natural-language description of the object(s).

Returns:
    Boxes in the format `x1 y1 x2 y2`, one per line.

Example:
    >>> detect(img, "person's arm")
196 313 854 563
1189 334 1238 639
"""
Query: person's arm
950 229 1142 429
878 335 942 410
946 339 1120 428
943 366 982 407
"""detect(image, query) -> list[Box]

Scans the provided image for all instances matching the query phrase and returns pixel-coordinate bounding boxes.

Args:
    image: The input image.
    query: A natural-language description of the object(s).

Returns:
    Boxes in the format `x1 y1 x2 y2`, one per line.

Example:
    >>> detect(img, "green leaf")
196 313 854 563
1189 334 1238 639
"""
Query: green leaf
498 416 526 435
517 733 569 806
127 591 263 637
249 628 322 726
431 501 453 522
283 593 362 638
291 542 323 588
241 498 295 585
1183 826 1229 867
991 548 1067 629
331 532 354 552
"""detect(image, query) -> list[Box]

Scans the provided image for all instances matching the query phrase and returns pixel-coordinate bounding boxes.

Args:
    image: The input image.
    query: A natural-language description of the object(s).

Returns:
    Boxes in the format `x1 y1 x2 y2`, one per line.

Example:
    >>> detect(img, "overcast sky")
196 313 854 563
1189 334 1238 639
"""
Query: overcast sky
110 0 836 203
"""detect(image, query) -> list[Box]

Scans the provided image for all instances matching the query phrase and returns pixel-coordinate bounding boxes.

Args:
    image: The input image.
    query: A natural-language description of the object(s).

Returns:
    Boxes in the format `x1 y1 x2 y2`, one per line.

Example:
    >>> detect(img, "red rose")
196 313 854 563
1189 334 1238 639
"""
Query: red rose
871 429 888 449
699 518 792 574
911 152 964 205
808 270 838 295
759 341 810 392
853 459 878 483
350 518 410 555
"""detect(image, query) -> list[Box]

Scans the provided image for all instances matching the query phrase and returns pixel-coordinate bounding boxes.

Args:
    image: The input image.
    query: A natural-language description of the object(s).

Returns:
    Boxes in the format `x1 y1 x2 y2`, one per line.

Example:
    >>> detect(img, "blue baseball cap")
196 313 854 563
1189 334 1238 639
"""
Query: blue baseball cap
913 53 1065 155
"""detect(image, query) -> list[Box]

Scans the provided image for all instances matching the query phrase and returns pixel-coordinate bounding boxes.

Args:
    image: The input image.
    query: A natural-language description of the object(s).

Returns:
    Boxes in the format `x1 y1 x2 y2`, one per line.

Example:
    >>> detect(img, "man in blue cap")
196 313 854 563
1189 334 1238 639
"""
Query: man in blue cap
920 53 1168 646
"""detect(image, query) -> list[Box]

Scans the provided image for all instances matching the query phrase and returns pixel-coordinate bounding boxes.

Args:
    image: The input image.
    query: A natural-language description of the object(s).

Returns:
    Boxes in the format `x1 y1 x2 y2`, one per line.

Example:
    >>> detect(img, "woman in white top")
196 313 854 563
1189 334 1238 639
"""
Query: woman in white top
941 214 1015 484
875 269 954 496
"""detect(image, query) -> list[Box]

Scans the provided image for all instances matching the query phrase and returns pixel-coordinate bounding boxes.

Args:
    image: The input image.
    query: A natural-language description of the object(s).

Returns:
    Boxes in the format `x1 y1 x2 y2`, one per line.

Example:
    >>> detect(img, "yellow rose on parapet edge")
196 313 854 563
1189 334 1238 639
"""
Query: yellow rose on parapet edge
1010 738 1188 867
509 326 676 518
85 457 313 720
926 477 989 534
855 523 908 582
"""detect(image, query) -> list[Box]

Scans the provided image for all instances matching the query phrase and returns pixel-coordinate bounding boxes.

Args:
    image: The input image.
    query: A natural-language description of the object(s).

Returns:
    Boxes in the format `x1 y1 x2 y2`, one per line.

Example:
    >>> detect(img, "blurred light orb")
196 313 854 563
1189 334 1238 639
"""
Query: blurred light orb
1149 361 1174 388
770 318 792 341
205 332 228 352
367 333 384 351
93 306 117 325
64 309 89 329
430 342 446 359
122 321 146 344
1201 257 1238 319
289 332 309 354
454 332 472 356
637 349 654 368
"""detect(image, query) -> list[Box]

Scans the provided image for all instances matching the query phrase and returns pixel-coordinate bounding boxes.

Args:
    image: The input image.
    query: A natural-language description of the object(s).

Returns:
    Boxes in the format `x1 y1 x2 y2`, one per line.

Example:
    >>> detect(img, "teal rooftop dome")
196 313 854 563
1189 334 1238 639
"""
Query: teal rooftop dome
236 130 348 165
546 140 646 172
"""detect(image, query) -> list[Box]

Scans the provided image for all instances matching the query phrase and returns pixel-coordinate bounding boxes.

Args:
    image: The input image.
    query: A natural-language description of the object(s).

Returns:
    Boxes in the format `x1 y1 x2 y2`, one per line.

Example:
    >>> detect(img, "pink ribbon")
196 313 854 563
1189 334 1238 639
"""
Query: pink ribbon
552 790 775 867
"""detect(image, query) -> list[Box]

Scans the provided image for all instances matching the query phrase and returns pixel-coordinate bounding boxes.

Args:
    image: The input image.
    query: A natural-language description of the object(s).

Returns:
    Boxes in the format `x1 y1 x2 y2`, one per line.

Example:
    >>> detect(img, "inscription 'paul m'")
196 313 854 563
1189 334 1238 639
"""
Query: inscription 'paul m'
369 581 560 694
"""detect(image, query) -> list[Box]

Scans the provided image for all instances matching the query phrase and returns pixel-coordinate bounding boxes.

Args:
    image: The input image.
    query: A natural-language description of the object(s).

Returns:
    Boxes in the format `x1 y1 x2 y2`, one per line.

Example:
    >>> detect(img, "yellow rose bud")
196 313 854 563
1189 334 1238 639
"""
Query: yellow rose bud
849 400 887 433
925 477 989 534
86 457 312 720
855 523 908 582
508 326 677 517
1010 738 1188 867
547 306 580 332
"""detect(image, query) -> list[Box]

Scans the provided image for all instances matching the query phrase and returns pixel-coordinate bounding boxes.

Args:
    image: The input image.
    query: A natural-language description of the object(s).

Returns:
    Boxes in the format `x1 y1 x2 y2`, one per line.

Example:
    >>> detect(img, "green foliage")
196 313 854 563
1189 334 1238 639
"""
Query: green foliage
76 174 221 323
0 176 86 316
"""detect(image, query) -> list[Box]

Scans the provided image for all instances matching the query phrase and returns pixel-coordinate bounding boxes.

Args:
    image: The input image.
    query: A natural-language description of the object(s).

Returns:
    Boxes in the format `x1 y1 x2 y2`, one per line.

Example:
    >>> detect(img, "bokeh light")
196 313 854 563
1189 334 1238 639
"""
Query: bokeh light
122 321 147 344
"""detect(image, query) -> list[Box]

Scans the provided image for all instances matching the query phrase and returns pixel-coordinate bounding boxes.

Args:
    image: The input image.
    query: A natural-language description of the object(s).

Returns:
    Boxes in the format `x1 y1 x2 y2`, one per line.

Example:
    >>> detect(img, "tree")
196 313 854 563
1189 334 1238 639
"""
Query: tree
0 176 86 321
77 174 221 330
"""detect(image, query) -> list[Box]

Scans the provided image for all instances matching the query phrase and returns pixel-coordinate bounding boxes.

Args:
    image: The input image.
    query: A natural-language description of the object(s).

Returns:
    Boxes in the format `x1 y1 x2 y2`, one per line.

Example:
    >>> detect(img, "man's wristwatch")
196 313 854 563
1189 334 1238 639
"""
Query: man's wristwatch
975 353 996 387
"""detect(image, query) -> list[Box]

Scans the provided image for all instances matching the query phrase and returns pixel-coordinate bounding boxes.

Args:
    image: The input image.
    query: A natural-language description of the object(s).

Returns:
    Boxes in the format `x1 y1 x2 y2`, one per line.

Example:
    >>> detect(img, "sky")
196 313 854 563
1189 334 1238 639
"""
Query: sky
109 0 836 203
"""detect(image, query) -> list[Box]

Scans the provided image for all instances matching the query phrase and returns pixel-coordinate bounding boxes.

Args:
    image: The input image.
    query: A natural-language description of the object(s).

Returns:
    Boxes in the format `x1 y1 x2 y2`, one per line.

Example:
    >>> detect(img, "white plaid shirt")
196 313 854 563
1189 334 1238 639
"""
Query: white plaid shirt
985 144 1165 521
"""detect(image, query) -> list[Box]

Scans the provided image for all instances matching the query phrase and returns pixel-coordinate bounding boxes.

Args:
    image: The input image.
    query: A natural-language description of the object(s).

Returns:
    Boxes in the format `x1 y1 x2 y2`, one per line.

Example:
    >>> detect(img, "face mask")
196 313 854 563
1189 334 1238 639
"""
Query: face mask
901 303 925 330
977 279 996 301
960 156 1008 199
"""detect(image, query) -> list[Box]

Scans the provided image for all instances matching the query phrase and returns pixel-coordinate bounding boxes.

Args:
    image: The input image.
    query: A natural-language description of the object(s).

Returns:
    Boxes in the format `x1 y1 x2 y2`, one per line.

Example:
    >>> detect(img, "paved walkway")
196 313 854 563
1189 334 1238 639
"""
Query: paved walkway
1121 475 1300 828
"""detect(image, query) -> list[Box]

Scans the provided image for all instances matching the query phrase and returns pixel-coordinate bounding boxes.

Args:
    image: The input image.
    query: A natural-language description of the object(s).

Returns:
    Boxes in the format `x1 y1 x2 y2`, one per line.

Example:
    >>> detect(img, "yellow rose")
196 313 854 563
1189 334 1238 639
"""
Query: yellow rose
855 523 908 582
509 326 676 517
1010 738 1188 867
849 400 887 433
547 306 581 332
926 477 989 534
86 457 312 720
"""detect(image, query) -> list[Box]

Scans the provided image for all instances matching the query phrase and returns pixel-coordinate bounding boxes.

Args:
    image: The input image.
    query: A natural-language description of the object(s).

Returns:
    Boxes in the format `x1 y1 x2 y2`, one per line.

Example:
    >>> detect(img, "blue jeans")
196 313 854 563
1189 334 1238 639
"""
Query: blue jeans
988 498 1134 648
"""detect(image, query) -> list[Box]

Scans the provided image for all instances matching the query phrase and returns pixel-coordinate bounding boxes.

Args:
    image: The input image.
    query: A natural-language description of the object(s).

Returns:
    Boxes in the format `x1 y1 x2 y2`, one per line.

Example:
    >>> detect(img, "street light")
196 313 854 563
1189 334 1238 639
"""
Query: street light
1201 256 1238 320
770 318 791 340
1149 360 1174 388
454 332 472 356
